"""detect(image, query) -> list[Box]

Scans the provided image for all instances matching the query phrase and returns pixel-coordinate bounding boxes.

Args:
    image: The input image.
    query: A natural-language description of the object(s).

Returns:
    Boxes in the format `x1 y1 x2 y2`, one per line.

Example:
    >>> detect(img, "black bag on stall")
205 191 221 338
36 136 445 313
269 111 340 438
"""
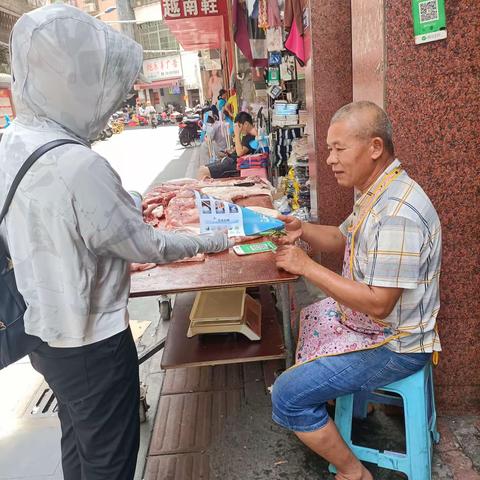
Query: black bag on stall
0 139 81 369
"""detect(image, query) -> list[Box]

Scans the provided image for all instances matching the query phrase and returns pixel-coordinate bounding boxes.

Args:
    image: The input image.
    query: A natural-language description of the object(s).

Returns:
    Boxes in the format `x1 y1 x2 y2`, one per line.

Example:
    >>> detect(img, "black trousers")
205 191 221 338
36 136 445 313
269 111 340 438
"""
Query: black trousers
29 328 140 480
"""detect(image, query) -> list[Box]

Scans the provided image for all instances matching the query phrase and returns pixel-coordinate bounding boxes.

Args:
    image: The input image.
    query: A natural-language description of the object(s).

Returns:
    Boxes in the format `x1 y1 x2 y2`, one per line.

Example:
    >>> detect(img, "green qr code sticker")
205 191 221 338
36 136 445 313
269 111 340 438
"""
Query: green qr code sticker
235 242 277 255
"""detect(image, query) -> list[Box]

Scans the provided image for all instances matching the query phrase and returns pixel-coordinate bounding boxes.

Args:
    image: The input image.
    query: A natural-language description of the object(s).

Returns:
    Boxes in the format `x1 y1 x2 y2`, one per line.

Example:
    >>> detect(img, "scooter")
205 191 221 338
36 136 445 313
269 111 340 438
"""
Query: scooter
127 114 148 127
170 111 183 124
178 118 202 147
93 129 108 142
104 119 113 138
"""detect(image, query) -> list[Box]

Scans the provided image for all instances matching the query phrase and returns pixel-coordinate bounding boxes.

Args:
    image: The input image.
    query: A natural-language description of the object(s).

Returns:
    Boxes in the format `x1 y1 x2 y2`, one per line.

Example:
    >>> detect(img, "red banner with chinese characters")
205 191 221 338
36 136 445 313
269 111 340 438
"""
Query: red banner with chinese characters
161 0 227 19
161 0 232 74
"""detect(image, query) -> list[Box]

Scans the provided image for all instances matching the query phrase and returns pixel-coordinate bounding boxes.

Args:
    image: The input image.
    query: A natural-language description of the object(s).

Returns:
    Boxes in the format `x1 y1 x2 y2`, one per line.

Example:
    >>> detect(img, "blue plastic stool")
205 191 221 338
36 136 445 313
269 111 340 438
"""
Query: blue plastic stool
329 363 440 479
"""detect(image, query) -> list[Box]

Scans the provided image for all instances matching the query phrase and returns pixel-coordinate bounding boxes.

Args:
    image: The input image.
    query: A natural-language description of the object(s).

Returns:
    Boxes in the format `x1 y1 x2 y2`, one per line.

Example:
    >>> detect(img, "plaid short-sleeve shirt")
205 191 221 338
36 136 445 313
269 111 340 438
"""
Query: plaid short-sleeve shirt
339 160 442 353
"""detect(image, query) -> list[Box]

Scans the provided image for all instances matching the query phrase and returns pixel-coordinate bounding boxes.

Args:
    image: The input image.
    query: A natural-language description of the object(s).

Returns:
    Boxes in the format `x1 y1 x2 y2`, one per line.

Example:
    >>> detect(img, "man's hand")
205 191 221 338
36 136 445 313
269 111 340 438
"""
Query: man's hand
276 215 303 245
275 245 311 276
234 123 240 136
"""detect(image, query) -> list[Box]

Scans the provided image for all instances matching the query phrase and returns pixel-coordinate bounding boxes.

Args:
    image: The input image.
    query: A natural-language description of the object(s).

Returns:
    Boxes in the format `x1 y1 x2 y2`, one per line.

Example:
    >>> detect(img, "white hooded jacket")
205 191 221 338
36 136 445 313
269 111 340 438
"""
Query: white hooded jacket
0 5 228 347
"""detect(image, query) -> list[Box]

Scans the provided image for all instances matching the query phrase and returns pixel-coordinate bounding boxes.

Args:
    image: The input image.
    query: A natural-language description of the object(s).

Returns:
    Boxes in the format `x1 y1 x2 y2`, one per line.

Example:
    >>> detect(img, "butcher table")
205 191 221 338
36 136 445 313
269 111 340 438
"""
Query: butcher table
130 244 299 369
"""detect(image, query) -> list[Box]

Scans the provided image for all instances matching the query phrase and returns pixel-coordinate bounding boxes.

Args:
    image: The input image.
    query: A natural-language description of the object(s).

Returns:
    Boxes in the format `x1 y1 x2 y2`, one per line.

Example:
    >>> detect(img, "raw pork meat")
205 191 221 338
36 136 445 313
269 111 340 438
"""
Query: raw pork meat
132 176 275 272
130 262 157 273
199 185 271 202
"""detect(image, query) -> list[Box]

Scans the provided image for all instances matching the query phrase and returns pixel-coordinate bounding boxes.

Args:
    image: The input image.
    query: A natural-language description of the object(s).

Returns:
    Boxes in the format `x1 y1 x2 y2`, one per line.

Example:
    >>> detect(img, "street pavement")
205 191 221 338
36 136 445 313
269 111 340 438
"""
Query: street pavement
0 126 197 480
93 125 198 193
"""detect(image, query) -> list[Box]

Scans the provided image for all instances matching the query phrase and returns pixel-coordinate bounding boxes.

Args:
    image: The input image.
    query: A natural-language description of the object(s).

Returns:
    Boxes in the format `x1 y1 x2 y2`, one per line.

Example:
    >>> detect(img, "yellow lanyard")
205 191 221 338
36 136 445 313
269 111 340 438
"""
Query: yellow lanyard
348 168 403 279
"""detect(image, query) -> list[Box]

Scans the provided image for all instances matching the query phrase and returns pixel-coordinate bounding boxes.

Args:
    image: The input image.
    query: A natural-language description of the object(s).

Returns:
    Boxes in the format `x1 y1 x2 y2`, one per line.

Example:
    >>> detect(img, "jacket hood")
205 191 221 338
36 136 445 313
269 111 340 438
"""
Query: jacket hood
10 4 143 141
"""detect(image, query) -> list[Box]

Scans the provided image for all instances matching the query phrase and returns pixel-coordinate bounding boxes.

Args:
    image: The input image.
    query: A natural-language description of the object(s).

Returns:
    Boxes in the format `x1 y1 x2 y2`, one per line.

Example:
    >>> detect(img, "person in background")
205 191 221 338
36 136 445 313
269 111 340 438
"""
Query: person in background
207 69 223 102
232 111 257 158
161 109 168 125
226 89 238 120
271 101 441 480
217 89 235 130
197 112 257 179
122 106 130 123
144 101 157 128
217 89 228 115
0 5 231 479
208 116 231 155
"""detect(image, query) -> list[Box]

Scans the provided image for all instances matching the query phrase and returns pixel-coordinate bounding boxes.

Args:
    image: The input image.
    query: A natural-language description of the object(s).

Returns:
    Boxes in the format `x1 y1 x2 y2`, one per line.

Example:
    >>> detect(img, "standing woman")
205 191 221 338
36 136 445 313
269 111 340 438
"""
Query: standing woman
217 89 234 134
0 5 231 479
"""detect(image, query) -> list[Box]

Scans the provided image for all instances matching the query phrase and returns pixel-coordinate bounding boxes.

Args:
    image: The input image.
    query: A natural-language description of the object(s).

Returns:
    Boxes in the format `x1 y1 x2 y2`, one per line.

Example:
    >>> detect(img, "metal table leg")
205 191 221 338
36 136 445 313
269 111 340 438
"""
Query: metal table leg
138 337 166 365
279 283 294 367
158 294 172 321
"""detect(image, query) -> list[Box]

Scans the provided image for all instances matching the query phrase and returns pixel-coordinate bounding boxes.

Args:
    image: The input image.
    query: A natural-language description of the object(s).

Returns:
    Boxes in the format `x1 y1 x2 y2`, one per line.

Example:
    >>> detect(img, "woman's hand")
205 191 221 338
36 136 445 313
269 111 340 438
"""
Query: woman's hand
276 215 303 245
275 245 311 276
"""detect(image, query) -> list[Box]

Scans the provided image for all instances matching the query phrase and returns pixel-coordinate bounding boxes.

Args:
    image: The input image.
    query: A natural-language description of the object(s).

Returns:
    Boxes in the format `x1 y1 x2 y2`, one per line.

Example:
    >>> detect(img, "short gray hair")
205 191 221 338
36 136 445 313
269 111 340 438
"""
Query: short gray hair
330 101 395 155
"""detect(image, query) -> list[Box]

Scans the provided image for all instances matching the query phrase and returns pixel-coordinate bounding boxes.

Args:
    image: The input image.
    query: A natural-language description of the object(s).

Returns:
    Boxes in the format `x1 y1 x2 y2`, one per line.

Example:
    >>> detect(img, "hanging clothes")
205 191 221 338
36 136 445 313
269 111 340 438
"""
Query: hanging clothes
266 27 283 52
285 20 306 65
284 0 308 33
274 126 304 166
267 0 281 28
251 0 259 19
233 0 268 67
248 3 268 59
258 0 269 30
283 0 308 66
246 0 257 16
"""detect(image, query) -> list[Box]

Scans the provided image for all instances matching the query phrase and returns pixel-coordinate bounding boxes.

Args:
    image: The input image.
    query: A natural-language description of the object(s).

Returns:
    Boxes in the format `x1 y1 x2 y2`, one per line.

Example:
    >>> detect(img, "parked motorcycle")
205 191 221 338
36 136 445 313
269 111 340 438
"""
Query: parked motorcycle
170 111 183 124
104 120 113 138
159 112 169 126
93 124 112 142
178 117 202 147
127 114 148 127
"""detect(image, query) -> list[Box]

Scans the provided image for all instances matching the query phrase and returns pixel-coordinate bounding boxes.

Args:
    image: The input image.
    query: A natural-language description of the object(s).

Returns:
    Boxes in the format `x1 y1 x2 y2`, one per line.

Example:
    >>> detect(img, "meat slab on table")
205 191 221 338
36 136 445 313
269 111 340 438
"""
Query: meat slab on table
130 177 273 273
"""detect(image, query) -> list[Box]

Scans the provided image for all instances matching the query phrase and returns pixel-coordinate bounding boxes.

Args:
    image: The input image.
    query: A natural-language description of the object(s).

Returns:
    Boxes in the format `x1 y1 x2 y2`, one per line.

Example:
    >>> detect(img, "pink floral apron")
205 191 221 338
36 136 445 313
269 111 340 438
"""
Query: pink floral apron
296 167 407 365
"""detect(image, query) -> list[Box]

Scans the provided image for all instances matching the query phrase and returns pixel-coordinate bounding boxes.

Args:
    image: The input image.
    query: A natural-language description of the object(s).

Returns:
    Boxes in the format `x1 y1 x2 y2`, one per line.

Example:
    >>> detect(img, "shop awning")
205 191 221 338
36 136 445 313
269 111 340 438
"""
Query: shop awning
165 16 225 51
133 77 182 91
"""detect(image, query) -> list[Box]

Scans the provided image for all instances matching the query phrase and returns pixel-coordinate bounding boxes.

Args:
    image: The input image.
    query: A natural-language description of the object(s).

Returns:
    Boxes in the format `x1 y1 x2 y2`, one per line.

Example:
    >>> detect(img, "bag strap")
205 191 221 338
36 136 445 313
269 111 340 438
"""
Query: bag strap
0 139 82 225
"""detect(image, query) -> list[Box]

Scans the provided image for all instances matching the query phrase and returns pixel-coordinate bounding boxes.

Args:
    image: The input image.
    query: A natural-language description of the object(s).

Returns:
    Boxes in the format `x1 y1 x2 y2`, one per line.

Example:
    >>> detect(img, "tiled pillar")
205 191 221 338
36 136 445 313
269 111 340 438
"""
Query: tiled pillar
350 0 480 414
309 0 479 413
305 0 353 273
383 0 480 414
351 0 385 105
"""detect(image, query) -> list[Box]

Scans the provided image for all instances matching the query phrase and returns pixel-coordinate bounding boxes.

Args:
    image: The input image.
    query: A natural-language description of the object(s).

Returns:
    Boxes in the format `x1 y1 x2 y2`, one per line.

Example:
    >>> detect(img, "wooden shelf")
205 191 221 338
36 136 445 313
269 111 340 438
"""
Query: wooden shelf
161 286 286 369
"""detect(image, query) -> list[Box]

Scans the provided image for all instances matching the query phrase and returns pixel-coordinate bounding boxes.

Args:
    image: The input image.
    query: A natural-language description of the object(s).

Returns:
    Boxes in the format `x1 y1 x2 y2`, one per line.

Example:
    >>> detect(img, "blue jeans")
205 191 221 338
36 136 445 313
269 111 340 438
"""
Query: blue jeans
271 346 431 432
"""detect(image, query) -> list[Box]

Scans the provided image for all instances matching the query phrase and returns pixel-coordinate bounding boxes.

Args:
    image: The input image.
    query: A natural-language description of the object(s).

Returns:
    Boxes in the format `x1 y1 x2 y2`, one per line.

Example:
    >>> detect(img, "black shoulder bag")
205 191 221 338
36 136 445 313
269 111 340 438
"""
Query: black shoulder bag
0 139 82 369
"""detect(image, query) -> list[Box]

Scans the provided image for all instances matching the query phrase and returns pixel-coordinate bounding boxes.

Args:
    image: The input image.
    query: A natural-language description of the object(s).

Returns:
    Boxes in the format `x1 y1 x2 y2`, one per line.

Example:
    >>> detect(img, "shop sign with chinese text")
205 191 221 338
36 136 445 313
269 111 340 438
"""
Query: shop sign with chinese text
143 56 182 82
161 0 226 19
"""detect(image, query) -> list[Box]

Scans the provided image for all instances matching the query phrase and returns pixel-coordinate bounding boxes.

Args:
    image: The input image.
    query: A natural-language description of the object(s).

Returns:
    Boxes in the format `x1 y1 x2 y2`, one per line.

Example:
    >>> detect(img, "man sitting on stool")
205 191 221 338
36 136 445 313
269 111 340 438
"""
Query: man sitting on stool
271 101 441 480
197 112 257 179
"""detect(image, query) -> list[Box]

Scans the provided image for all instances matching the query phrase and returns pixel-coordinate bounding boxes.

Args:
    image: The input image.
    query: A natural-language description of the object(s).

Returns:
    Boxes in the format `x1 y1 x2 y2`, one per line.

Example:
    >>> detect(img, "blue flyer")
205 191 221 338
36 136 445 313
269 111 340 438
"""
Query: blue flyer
194 191 284 237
